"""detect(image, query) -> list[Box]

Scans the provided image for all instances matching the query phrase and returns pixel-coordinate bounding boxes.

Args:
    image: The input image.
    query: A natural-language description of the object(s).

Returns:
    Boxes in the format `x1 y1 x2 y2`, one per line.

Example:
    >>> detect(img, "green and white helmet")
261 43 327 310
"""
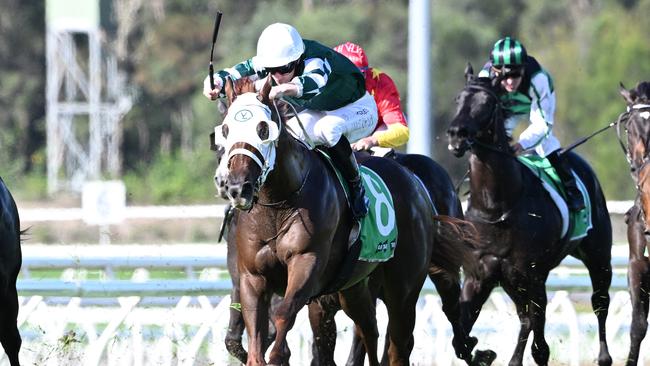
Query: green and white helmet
490 37 527 69
253 23 305 68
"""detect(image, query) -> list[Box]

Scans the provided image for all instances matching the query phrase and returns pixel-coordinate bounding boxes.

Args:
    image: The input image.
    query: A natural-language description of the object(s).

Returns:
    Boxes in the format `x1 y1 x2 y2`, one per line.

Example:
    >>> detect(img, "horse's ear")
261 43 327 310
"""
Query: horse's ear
258 76 272 105
619 81 636 105
464 63 474 83
224 77 236 105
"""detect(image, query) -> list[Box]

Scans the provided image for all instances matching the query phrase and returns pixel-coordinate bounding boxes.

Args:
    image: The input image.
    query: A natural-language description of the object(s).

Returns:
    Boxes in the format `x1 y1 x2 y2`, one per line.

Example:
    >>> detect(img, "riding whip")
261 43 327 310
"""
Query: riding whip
208 12 223 90
559 119 620 156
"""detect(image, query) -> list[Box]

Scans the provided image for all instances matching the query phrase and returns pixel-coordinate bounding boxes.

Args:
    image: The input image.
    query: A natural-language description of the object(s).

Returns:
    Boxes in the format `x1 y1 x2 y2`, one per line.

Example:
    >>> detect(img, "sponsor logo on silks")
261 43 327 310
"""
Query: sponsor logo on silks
234 109 253 122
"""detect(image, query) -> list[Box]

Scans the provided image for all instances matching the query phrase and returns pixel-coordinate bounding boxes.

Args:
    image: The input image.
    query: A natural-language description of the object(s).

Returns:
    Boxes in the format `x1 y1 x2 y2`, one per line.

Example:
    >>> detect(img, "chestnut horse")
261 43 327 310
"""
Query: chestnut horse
0 177 22 366
446 66 613 365
220 152 478 365
618 81 650 366
213 77 474 366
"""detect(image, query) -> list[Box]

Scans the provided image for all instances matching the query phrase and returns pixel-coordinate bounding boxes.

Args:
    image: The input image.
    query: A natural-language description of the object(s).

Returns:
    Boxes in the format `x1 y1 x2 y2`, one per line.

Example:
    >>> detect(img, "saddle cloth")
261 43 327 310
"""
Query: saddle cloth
518 155 592 240
316 149 398 262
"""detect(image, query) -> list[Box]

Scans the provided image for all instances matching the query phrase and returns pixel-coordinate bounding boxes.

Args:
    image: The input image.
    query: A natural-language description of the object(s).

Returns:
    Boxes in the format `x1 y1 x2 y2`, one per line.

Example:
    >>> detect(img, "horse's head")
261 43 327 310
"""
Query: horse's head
620 81 650 176
447 64 508 157
620 81 650 227
212 77 280 210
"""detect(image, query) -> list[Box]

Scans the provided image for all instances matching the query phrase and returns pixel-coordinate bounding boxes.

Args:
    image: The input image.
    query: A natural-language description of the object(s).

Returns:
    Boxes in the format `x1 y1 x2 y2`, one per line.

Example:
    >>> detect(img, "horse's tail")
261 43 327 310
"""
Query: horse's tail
431 215 481 279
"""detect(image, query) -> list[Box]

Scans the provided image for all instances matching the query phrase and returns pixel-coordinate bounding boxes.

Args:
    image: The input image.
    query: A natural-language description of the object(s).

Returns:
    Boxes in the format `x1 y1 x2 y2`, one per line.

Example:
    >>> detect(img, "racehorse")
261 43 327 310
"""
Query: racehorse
219 152 479 365
308 152 479 366
446 65 613 366
618 81 650 366
213 76 475 366
0 178 22 366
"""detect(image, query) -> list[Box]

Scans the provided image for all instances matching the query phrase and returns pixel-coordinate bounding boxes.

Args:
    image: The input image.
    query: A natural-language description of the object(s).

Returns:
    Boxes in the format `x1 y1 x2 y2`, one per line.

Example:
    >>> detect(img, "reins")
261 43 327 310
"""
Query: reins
616 103 650 181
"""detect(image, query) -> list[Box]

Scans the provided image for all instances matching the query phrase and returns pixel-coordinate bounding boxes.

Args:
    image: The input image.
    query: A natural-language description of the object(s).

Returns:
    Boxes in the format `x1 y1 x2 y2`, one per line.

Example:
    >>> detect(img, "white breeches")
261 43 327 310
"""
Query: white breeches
286 92 378 147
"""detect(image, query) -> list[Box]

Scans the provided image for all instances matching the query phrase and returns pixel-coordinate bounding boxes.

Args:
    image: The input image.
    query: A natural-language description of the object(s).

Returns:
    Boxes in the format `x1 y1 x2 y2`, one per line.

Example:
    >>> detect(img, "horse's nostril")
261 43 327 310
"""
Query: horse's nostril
228 185 240 200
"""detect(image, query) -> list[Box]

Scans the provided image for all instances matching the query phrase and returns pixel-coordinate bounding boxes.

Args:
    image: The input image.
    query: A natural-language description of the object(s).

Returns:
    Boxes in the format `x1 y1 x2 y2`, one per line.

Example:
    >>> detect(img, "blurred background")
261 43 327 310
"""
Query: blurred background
4 0 650 209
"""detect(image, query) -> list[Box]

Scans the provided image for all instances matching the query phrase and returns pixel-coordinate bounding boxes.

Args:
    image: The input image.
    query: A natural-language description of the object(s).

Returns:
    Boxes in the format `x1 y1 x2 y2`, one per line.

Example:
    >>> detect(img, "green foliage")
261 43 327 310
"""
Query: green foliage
123 149 218 205
2 0 650 202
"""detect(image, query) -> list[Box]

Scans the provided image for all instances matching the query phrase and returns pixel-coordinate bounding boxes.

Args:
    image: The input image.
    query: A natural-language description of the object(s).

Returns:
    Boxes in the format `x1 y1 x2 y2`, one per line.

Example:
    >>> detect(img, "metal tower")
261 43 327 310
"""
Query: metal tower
46 0 132 194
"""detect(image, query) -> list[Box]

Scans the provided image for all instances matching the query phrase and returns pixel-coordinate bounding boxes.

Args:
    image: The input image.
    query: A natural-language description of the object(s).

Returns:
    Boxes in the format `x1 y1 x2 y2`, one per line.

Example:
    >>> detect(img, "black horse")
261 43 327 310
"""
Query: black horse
446 66 613 365
0 178 22 366
618 81 650 366
308 152 478 366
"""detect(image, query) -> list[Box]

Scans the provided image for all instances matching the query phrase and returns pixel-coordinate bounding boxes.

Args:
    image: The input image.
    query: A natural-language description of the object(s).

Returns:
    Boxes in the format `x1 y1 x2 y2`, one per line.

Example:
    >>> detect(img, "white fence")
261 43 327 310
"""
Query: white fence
7 243 642 366
18 201 634 223
8 202 642 365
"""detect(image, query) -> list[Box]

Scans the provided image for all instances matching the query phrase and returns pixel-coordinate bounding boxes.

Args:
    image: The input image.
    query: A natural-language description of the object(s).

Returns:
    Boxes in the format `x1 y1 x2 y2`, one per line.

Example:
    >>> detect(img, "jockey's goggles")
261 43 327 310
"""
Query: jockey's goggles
266 60 298 74
493 66 524 79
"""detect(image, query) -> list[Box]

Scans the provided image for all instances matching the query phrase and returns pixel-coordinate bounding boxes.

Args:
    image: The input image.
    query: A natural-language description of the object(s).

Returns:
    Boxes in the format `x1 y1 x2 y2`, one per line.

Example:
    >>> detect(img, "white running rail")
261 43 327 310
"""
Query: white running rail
17 201 634 222
8 243 641 366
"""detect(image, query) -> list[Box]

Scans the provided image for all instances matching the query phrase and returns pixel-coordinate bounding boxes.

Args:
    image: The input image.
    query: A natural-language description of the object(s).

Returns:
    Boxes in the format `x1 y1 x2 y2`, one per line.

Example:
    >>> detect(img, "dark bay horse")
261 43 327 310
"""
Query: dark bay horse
309 152 478 366
446 66 613 366
220 152 477 365
213 76 474 366
618 81 650 366
0 178 22 366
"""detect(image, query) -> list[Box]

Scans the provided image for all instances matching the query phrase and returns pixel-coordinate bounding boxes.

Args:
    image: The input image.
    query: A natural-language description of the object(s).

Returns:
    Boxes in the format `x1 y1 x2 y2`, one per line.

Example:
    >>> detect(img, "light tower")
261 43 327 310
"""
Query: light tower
46 0 132 194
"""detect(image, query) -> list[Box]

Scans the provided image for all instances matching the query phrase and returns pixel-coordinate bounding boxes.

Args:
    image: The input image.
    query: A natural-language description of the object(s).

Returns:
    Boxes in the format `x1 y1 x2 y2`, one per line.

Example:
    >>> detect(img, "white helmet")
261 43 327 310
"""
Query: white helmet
253 23 305 68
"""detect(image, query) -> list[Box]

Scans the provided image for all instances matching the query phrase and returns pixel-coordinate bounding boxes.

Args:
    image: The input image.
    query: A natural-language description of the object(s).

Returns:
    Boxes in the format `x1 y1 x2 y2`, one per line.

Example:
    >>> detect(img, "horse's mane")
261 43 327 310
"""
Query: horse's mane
228 77 291 119
231 77 256 95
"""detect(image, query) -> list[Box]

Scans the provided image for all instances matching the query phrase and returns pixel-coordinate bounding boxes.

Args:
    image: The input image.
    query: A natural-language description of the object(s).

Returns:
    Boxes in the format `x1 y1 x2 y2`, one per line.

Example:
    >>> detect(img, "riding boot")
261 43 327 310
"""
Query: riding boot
327 137 369 220
547 151 585 211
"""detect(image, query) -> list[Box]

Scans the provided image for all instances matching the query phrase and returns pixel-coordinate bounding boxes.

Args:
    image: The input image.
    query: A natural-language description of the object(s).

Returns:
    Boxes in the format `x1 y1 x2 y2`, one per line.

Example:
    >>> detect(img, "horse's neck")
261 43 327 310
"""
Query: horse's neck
261 134 312 203
468 149 523 214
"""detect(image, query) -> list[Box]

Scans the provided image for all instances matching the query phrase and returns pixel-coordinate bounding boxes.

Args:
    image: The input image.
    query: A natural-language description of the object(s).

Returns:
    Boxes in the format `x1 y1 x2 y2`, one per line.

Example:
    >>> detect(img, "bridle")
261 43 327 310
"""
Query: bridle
616 102 650 183
458 82 525 224
462 83 511 156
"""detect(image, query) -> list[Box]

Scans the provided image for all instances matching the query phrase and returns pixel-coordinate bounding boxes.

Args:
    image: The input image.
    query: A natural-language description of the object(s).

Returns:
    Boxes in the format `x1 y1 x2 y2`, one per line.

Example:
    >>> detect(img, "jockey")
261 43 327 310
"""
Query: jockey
478 36 584 211
333 42 409 151
203 23 377 219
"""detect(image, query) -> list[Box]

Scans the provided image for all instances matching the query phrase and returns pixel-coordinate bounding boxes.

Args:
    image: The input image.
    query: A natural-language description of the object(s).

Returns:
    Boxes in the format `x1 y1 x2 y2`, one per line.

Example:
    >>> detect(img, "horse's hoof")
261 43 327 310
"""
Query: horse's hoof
470 349 497 366
455 336 479 361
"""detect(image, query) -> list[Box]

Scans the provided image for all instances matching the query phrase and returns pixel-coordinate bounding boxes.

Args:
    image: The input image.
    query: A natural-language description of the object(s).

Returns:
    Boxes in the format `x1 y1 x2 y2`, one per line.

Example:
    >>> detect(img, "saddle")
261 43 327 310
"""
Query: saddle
518 155 592 240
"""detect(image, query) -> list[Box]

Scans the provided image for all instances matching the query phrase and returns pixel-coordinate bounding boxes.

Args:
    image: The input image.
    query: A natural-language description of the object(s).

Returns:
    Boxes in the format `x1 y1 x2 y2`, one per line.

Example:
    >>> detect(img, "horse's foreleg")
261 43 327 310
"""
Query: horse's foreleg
459 255 500 335
528 285 550 366
240 273 272 366
225 282 249 364
429 271 476 363
338 281 380 366
0 285 20 366
579 239 613 366
268 253 319 366
626 211 649 366
308 294 340 366
627 256 649 366
501 280 534 366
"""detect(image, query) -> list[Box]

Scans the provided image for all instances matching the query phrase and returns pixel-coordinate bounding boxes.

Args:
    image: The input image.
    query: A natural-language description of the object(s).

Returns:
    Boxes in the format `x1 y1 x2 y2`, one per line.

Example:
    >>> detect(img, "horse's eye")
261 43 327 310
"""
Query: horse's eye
257 121 270 141
222 124 229 138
